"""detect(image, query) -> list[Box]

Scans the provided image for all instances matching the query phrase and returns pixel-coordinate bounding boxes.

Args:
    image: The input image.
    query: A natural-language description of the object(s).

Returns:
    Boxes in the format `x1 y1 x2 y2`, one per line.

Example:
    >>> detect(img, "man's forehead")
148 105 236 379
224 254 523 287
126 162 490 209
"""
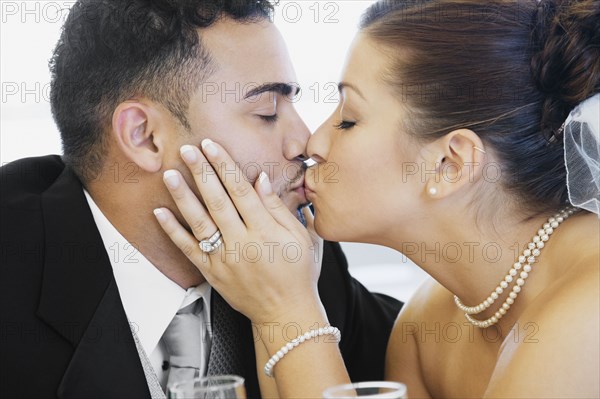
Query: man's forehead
199 17 296 84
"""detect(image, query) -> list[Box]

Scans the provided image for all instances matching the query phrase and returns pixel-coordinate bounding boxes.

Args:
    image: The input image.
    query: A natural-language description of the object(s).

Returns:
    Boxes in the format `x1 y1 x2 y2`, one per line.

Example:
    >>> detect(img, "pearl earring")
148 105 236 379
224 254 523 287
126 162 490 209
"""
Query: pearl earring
429 187 438 196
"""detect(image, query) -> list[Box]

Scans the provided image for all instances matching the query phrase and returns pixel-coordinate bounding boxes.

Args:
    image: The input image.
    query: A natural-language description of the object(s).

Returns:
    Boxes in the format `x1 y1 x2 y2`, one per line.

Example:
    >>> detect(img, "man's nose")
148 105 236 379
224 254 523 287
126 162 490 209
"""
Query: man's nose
283 116 311 161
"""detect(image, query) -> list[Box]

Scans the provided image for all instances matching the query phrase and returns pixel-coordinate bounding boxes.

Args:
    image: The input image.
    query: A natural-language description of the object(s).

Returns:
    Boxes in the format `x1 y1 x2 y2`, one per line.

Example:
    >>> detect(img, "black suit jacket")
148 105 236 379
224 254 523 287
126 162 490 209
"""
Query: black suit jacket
0 156 402 398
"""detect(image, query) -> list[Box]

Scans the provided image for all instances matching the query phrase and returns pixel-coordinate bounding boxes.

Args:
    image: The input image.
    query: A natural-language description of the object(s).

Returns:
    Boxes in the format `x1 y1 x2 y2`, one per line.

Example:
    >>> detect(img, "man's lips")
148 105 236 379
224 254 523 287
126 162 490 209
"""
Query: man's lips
289 176 308 203
290 175 305 191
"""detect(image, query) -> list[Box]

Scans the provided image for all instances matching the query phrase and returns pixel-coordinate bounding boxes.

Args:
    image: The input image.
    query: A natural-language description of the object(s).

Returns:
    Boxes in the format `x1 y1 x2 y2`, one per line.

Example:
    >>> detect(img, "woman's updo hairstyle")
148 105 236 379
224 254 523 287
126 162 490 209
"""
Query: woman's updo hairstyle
360 0 599 215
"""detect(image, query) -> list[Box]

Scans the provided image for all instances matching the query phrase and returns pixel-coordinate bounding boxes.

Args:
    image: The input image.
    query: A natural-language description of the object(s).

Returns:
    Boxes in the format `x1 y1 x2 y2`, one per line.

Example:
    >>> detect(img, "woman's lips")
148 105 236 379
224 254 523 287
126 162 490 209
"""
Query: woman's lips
304 183 316 199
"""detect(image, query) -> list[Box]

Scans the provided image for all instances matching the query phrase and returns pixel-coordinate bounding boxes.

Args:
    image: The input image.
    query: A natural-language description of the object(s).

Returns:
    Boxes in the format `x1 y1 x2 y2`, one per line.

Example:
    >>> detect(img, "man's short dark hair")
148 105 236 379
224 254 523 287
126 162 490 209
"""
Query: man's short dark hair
50 0 275 181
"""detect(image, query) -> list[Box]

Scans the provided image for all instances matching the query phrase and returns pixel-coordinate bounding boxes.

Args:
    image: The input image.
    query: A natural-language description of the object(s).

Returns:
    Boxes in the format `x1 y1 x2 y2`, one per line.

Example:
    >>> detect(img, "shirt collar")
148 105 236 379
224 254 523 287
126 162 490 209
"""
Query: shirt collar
83 189 211 355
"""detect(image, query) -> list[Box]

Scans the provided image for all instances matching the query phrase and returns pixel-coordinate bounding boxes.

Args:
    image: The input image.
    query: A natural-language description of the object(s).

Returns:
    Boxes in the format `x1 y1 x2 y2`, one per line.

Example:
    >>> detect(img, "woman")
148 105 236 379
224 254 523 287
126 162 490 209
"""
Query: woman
154 0 599 397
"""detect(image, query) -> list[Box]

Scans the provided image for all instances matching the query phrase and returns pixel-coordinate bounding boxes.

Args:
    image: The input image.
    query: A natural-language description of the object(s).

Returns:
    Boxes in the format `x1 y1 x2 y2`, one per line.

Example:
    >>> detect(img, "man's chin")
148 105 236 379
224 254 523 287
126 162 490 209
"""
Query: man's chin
280 194 310 223
281 198 302 214
281 193 303 213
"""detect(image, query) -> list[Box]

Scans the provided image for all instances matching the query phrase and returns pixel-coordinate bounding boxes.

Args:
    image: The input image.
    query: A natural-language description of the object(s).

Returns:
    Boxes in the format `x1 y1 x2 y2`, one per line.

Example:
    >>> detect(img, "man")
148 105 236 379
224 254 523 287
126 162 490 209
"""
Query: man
0 1 401 397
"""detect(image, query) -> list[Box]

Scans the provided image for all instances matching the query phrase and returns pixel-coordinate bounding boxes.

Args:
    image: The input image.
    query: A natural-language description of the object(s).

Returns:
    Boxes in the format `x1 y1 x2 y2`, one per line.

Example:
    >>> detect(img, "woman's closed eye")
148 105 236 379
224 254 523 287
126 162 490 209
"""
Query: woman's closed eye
259 114 279 124
334 120 356 130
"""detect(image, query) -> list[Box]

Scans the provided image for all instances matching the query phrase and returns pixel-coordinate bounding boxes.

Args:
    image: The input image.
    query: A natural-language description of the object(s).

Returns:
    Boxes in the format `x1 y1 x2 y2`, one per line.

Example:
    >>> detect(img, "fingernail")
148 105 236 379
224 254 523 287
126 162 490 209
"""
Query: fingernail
201 139 218 157
163 170 180 189
180 145 197 163
259 172 272 194
153 208 167 223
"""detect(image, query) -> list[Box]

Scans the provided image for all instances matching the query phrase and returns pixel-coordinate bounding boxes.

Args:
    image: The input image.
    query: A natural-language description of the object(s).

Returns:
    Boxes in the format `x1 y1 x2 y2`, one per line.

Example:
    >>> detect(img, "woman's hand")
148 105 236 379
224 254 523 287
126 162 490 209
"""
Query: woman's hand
155 140 350 399
154 139 323 326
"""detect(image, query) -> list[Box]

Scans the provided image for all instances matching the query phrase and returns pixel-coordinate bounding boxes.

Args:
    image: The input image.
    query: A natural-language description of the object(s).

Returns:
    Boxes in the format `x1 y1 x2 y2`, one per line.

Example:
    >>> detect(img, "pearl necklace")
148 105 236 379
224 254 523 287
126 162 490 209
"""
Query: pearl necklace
455 207 577 328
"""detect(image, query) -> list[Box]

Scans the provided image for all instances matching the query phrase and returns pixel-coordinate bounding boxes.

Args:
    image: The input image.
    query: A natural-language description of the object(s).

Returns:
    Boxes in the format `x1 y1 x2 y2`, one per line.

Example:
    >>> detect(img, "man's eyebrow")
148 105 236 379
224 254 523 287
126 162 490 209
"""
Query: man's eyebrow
244 83 301 99
338 82 366 101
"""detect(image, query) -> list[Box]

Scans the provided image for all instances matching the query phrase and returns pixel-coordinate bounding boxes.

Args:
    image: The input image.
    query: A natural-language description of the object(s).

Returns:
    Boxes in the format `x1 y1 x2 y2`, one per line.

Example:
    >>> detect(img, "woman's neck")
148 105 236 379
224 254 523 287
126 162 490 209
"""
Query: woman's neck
387 207 571 336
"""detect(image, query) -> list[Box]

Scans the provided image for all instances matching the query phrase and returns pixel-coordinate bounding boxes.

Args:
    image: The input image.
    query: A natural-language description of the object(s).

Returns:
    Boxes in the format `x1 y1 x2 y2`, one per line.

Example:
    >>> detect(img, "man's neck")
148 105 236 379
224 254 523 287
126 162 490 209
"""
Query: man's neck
86 183 205 289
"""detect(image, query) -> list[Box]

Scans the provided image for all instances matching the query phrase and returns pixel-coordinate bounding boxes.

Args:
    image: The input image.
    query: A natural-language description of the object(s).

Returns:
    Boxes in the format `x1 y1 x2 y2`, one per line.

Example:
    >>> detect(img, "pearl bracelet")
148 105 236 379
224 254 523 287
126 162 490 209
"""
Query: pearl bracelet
264 326 341 378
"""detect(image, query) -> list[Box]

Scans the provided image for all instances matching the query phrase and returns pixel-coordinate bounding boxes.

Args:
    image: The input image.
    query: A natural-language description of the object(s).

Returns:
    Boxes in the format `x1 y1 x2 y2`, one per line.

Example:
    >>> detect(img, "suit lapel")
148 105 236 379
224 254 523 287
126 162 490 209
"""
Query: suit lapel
37 165 150 398
57 280 150 398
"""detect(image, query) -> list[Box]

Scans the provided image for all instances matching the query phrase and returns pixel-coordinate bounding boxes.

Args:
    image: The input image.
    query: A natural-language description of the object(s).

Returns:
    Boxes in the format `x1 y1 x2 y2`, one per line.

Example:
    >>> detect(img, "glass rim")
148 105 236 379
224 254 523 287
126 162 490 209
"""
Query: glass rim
322 381 407 399
168 374 245 394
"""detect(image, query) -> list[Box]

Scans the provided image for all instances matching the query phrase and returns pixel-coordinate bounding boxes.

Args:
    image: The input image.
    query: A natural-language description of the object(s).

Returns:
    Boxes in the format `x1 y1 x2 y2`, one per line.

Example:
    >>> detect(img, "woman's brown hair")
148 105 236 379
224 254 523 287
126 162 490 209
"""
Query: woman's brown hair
361 0 599 214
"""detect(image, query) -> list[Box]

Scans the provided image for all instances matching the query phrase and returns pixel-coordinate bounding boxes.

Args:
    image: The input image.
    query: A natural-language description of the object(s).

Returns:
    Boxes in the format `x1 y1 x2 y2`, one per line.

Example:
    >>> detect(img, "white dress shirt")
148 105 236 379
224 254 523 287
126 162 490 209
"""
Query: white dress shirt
83 190 212 391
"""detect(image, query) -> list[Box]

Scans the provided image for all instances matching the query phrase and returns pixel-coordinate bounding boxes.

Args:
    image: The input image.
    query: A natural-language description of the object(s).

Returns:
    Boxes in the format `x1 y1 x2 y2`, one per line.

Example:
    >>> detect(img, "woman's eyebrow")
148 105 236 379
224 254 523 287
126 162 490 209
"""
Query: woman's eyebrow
338 82 366 101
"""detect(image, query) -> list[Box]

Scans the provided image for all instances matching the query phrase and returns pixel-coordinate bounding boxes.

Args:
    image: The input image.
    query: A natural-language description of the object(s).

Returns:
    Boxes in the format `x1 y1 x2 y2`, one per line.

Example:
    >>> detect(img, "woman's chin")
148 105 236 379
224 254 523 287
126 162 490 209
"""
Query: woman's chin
314 214 348 243
313 215 332 241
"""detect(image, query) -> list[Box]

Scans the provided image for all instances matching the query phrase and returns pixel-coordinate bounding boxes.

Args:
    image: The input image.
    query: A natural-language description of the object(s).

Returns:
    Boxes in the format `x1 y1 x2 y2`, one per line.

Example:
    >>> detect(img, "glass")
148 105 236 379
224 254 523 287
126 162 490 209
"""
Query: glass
167 375 246 399
323 381 407 399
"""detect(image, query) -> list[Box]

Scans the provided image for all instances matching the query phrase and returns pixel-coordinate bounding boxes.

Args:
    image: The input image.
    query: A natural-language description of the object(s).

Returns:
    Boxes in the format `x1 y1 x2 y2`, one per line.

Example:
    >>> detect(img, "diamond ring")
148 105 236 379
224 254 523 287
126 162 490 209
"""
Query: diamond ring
199 230 223 254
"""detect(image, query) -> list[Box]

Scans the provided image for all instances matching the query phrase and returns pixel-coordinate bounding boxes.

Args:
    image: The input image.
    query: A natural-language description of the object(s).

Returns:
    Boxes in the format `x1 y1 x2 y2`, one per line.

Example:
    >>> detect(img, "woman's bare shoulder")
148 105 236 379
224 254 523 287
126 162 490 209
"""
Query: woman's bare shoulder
396 277 454 322
388 276 459 354
485 252 600 398
385 278 456 399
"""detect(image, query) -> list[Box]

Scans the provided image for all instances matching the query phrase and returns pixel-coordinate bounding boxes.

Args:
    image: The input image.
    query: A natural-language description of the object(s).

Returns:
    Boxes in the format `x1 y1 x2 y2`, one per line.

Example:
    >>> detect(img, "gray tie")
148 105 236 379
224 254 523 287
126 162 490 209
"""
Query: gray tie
163 299 206 388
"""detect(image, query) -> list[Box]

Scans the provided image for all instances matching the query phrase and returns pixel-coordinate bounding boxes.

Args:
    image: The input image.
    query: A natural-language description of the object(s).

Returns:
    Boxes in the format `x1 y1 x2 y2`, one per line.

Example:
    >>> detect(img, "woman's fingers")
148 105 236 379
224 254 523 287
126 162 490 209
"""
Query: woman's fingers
179 144 246 237
255 171 303 232
153 207 212 272
162 169 220 242
303 206 318 239
196 140 273 229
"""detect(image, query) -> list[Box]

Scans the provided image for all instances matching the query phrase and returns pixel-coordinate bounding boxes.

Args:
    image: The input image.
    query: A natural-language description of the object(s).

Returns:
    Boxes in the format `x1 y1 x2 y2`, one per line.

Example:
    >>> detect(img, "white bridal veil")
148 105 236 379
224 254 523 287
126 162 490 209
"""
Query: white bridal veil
563 93 600 216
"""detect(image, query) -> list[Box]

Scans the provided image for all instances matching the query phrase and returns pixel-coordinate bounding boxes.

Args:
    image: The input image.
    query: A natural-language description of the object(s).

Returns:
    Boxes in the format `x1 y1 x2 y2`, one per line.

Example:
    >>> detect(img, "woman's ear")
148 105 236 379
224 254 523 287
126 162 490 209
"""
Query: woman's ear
111 100 164 173
421 129 487 199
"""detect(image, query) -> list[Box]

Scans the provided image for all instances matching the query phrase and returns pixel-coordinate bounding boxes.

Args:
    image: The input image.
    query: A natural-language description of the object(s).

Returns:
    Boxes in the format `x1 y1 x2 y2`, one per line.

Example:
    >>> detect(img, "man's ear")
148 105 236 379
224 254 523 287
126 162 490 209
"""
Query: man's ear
111 100 164 173
420 129 488 199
